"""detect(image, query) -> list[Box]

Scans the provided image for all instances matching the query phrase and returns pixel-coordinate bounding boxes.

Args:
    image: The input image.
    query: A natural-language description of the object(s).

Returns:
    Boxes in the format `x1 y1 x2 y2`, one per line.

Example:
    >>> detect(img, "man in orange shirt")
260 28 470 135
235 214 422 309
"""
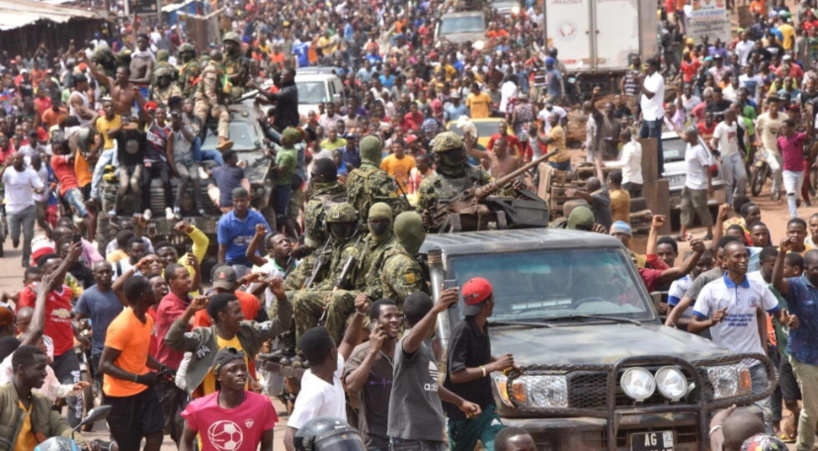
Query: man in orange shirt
749 0 766 15
99 276 167 451
41 101 67 130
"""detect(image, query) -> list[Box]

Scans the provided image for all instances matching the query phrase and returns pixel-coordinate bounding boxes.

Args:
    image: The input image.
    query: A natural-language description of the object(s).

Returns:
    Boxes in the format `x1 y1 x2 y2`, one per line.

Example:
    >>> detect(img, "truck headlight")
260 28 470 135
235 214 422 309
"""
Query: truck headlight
493 375 568 408
620 367 655 401
473 40 486 50
707 365 752 399
655 366 688 401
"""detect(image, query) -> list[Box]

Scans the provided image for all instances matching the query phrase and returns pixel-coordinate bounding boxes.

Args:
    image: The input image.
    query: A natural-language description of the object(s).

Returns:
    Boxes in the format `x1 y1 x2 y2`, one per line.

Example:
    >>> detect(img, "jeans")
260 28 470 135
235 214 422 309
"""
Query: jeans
64 187 88 217
191 136 224 165
8 205 35 265
273 183 293 218
639 119 664 176
749 362 774 435
791 357 818 451
766 150 784 197
783 169 805 218
721 152 747 205
91 147 117 200
142 162 172 210
52 350 81 427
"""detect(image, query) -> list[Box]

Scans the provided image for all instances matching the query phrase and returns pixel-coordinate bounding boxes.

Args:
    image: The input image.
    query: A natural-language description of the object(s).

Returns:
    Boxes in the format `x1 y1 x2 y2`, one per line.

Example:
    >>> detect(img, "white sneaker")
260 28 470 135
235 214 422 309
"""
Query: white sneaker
165 207 175 221
143 209 152 221
198 167 209 180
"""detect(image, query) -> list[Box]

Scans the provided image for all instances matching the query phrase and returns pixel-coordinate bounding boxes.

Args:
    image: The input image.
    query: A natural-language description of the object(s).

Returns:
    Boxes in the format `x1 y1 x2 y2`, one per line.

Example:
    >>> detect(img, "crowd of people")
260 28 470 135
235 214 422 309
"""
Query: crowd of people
1 0 818 449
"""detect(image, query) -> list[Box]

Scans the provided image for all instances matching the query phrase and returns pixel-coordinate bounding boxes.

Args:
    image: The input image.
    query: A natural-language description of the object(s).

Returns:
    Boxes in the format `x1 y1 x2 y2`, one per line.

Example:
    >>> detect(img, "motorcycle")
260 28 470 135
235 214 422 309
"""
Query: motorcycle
33 405 113 450
749 151 773 197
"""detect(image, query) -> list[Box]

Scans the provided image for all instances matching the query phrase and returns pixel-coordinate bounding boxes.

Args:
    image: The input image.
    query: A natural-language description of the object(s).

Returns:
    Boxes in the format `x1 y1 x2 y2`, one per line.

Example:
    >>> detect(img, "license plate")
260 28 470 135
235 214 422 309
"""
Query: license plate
630 431 674 451
667 175 685 186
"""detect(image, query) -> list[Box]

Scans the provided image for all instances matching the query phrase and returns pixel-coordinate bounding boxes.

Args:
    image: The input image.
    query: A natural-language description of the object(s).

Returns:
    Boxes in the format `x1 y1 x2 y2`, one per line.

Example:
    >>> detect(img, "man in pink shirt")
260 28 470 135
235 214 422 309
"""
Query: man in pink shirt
180 347 277 451
777 119 807 218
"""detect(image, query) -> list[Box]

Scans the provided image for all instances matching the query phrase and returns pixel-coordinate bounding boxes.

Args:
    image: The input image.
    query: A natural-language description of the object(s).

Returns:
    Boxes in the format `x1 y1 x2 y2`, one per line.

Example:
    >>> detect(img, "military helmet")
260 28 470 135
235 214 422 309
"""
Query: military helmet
294 417 366 451
325 203 358 223
153 65 172 78
178 43 196 54
223 32 241 44
432 131 464 153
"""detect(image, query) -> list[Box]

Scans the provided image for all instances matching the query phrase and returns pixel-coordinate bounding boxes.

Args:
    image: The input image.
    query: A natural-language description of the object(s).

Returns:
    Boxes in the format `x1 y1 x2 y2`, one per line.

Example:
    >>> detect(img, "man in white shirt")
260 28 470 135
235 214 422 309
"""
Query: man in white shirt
537 101 567 133
605 129 643 196
1 153 44 267
710 109 747 205
677 126 714 240
283 296 367 451
690 241 796 432
639 58 666 175
499 76 518 114
755 96 786 200
735 31 755 67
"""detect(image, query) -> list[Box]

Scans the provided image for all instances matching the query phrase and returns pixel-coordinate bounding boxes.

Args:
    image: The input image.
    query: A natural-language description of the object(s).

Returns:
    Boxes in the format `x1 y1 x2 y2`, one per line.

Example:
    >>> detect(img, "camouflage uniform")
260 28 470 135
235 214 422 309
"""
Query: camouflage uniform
223 32 250 100
303 182 347 248
193 59 230 140
346 135 407 222
177 44 201 98
417 131 491 212
292 203 362 345
378 244 425 308
149 65 182 106
152 49 176 84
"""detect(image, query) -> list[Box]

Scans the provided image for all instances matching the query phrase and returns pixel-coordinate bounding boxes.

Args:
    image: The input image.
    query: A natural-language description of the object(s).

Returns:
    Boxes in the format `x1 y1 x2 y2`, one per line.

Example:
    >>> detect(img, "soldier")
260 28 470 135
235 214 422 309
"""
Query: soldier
417 131 491 214
304 158 347 249
222 32 250 100
149 65 182 107
177 43 200 98
290 203 362 350
381 211 427 306
346 135 407 222
193 50 233 152
152 49 176 84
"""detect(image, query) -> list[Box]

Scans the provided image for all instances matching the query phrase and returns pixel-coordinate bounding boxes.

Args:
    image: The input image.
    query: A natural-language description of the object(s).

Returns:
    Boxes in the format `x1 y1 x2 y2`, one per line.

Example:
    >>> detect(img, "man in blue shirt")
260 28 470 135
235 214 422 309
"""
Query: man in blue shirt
772 238 818 451
73 261 123 381
292 38 310 68
217 188 271 268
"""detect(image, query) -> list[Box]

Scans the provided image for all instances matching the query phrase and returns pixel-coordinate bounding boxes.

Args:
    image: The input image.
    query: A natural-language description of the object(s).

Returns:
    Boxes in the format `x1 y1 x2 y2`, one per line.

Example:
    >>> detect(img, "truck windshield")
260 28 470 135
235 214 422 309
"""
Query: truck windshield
440 16 485 34
449 248 652 321
202 122 257 152
296 81 329 104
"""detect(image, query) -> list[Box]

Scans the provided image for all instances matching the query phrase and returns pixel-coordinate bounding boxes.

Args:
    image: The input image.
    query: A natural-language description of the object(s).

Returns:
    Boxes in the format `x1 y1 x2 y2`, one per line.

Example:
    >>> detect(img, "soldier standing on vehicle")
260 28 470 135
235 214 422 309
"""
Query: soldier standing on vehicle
193 50 233 152
417 131 491 217
177 43 200 98
304 158 347 249
346 135 406 222
444 277 514 451
380 211 427 307
149 65 181 107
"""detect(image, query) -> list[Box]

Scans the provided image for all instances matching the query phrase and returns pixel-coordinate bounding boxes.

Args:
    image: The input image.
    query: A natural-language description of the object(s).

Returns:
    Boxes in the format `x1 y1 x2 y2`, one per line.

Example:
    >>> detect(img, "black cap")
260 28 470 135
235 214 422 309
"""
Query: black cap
232 187 249 199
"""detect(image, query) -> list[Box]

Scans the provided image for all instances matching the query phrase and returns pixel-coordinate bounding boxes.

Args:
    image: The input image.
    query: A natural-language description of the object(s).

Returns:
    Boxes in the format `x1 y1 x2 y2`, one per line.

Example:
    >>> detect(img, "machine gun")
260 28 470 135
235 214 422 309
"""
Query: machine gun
303 237 333 289
425 150 558 233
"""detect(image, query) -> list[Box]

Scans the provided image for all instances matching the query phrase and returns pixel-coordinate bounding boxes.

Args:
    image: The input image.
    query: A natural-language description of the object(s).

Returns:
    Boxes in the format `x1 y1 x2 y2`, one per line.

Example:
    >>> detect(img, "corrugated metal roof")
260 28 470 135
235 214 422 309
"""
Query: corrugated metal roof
0 0 104 31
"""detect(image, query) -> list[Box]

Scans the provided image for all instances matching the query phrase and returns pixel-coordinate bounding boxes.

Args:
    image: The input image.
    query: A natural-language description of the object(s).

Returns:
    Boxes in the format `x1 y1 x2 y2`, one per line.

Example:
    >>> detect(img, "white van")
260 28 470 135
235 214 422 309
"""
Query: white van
295 67 346 118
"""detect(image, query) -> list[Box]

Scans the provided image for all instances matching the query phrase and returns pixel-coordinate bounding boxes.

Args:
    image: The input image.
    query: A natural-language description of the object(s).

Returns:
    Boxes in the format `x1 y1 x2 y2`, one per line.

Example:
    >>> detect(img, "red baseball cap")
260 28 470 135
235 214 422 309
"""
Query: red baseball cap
462 277 493 315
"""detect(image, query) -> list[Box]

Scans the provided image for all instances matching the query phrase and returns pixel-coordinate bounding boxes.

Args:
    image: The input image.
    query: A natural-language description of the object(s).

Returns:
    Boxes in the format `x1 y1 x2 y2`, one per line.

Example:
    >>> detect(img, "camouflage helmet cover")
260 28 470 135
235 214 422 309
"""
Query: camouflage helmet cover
325 203 358 223
432 131 464 153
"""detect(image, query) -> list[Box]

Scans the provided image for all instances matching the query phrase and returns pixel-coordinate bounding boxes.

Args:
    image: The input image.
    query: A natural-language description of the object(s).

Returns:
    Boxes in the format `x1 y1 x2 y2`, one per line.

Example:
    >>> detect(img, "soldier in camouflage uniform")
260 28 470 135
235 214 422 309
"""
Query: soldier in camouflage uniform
417 131 491 214
149 65 182 106
222 32 250 100
346 135 408 223
152 49 176 84
177 44 201 98
304 158 347 249
193 50 233 151
291 203 362 347
380 211 427 306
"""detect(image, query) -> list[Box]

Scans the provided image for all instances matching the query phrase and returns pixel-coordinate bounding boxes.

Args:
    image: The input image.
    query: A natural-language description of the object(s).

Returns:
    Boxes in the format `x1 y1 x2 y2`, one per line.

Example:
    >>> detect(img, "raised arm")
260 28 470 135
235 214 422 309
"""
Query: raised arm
402 289 458 355
773 237 793 295
339 294 369 361
245 223 269 267
658 239 705 285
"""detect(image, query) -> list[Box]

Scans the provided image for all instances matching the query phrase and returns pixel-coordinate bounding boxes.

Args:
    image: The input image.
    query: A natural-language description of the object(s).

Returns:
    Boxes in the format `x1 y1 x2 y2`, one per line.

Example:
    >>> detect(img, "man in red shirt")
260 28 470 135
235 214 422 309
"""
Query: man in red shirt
697 112 717 151
17 243 86 426
154 263 195 444
402 103 424 132
50 136 88 221
33 90 52 120
487 121 522 156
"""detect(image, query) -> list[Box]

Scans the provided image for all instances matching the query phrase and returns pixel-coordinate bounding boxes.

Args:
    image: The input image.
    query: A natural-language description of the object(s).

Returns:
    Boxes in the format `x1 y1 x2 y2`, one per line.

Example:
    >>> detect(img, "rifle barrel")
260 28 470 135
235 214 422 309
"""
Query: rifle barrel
476 148 560 199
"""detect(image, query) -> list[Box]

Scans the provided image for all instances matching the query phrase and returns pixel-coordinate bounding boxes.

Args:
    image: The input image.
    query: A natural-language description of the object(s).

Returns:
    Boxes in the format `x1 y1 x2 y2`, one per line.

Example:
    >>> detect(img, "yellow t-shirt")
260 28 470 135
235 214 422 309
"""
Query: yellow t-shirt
96 115 122 150
380 154 416 193
779 24 795 50
106 249 128 264
14 401 36 451
547 125 569 162
201 335 248 395
466 92 492 119
610 188 631 224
